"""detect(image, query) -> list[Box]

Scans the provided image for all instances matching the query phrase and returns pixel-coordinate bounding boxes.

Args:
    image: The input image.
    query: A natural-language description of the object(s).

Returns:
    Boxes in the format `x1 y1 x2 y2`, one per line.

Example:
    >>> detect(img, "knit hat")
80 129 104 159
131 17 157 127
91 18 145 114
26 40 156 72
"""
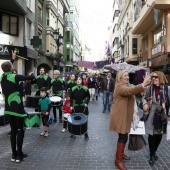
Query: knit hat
54 70 60 75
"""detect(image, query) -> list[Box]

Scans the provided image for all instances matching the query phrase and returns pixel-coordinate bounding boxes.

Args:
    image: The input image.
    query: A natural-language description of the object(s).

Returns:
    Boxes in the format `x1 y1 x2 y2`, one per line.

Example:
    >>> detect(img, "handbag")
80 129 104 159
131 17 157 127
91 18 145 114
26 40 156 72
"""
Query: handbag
166 121 170 140
129 121 145 135
128 134 146 151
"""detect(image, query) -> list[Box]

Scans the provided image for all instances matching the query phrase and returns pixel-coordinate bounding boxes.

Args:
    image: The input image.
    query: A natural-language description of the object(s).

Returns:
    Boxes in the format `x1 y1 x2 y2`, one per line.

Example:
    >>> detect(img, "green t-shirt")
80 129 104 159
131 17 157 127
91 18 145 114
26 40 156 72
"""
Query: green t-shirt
38 97 51 111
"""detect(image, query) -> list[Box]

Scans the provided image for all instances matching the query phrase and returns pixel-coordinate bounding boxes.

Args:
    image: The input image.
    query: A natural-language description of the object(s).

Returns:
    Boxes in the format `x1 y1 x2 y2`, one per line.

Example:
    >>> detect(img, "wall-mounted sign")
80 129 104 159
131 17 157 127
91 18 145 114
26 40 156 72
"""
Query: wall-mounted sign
0 44 38 59
152 44 162 55
31 36 42 48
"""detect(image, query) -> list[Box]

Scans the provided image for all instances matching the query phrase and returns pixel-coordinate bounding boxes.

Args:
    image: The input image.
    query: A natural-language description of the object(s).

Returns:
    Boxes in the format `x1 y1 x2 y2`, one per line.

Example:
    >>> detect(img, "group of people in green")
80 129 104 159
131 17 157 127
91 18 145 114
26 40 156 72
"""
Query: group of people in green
0 50 90 163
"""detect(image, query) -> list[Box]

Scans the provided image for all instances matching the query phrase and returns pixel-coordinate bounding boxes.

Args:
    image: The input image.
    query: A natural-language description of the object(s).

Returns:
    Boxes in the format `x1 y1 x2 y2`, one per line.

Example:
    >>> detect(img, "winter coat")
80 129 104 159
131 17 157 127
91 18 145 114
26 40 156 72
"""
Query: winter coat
101 77 115 92
109 82 144 134
142 85 170 135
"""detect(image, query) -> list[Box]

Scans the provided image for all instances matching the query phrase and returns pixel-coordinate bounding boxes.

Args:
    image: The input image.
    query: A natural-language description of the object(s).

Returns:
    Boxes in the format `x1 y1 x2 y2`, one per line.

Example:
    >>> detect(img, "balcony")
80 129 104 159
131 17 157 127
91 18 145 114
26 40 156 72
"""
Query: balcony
0 0 27 15
133 0 170 34
63 0 70 13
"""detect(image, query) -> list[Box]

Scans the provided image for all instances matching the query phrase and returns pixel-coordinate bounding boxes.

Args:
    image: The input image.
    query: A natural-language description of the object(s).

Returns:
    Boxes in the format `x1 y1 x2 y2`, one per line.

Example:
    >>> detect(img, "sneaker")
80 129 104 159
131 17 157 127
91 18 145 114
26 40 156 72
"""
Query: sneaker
59 120 63 124
11 154 16 162
70 134 76 139
44 132 49 137
96 96 98 100
16 153 27 163
61 128 66 133
54 119 57 123
102 110 106 113
84 134 89 141
40 131 46 136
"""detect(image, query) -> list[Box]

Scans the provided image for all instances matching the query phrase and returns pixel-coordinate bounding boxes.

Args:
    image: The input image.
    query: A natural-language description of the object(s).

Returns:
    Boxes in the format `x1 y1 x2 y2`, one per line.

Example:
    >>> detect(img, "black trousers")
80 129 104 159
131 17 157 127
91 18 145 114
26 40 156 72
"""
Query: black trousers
148 134 162 156
8 115 25 156
118 133 128 144
53 107 62 120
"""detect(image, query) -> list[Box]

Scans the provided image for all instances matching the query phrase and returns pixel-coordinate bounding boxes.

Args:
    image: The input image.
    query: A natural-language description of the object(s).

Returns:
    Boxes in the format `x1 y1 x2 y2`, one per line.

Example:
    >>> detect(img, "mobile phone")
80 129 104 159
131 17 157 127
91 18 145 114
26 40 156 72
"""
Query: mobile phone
145 72 150 78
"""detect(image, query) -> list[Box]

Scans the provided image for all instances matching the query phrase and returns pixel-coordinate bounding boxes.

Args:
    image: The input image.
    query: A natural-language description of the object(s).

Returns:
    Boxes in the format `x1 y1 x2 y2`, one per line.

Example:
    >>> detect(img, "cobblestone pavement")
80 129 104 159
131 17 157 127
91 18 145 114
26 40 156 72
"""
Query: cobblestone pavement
0 95 170 170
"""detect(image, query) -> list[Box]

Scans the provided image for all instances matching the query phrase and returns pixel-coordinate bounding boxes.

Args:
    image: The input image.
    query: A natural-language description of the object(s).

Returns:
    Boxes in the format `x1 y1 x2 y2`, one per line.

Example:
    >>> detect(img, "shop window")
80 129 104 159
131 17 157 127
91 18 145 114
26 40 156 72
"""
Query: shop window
132 38 137 54
0 12 18 36
153 25 163 45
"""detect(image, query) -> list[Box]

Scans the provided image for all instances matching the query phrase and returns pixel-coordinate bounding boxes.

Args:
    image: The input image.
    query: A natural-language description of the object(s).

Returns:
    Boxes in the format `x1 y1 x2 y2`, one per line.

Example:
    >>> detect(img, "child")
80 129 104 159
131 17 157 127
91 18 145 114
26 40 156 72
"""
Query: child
38 88 52 137
61 92 72 132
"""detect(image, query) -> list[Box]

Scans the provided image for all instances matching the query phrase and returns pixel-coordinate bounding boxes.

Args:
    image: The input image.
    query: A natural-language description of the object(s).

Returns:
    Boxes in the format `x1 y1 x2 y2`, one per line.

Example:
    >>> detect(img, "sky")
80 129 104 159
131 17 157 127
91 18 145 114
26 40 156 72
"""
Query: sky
79 0 113 61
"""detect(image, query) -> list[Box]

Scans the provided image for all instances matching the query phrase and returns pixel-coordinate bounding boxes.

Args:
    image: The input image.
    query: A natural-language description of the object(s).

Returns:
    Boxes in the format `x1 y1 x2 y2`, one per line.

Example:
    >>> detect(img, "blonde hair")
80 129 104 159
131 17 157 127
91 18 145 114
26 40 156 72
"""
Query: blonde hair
152 71 168 85
116 70 129 83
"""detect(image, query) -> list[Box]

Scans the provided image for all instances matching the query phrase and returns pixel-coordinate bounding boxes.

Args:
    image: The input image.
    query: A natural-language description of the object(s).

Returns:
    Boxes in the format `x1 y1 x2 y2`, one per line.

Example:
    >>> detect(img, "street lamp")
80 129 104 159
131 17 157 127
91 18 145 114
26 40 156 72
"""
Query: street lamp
53 29 63 70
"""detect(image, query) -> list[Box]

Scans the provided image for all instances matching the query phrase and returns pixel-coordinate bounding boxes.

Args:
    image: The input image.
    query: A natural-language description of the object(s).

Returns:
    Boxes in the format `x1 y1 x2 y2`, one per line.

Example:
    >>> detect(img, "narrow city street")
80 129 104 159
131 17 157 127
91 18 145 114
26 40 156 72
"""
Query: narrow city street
0 95 170 170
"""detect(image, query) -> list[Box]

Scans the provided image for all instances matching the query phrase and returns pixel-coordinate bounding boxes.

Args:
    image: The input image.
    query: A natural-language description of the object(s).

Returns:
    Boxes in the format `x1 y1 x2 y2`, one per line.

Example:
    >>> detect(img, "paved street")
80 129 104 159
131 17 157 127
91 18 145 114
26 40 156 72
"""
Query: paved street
0 95 170 170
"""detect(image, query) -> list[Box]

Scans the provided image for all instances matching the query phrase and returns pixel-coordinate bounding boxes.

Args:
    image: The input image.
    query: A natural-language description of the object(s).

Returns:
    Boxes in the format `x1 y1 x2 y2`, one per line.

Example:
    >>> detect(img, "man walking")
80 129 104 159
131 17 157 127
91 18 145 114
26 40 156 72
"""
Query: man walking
101 71 115 113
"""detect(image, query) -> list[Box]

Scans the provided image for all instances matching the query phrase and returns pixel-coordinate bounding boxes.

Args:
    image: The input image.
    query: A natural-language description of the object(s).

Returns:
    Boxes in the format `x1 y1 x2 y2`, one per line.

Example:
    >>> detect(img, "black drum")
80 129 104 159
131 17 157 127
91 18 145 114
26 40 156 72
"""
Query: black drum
67 113 88 135
26 95 40 108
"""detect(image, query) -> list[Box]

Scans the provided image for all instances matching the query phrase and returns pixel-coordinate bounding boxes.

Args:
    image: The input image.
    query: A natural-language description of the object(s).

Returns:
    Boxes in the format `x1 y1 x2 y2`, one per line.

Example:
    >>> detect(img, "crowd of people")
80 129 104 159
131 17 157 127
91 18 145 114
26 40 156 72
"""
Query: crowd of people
1 51 170 170
0 50 116 163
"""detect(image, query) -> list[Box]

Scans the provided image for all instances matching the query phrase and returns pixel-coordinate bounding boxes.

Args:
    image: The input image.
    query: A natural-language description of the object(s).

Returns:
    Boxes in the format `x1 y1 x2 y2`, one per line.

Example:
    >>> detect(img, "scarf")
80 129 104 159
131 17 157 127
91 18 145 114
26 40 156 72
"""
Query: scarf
147 85 168 133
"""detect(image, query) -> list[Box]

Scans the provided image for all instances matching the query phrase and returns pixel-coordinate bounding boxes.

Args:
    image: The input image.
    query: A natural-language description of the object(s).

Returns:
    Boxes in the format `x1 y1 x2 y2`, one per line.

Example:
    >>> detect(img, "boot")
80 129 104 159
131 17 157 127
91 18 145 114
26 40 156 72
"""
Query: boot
149 155 155 166
115 142 127 170
123 154 130 160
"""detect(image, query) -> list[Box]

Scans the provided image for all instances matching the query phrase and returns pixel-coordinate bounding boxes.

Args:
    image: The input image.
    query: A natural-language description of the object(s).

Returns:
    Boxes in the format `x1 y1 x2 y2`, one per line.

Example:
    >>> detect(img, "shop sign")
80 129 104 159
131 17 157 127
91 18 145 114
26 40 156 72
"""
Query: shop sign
152 44 162 55
0 44 27 57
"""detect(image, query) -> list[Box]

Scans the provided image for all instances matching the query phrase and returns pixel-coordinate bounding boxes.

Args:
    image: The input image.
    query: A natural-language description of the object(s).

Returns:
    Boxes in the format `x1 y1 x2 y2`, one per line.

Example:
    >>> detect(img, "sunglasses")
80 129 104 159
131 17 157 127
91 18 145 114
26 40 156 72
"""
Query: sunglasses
151 76 158 79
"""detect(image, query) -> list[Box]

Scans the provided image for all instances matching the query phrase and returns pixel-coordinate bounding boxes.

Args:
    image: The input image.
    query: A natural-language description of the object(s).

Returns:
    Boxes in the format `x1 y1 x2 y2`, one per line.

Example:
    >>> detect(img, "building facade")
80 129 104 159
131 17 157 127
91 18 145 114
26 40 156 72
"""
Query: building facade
0 0 38 76
132 0 170 82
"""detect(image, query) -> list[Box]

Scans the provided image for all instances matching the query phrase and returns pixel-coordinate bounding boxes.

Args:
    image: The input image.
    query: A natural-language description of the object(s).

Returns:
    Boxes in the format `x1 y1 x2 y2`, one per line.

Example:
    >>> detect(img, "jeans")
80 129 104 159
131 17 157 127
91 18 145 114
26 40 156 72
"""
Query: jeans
103 91 113 111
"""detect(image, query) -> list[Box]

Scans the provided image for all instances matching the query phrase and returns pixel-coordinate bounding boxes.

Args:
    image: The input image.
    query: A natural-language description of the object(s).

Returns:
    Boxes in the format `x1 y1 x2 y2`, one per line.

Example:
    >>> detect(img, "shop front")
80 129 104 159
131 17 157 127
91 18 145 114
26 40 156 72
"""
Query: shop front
0 44 38 75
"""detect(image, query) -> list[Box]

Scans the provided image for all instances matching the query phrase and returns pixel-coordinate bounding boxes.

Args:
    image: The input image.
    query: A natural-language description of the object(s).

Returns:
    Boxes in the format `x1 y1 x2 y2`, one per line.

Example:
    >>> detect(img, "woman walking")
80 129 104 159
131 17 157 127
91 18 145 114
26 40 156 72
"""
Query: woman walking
142 71 170 166
109 70 151 170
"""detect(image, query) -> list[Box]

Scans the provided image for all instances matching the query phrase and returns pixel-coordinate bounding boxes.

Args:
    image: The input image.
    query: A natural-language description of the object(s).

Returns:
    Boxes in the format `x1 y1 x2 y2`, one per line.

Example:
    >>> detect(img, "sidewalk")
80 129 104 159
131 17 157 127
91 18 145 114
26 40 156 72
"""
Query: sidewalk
0 95 170 170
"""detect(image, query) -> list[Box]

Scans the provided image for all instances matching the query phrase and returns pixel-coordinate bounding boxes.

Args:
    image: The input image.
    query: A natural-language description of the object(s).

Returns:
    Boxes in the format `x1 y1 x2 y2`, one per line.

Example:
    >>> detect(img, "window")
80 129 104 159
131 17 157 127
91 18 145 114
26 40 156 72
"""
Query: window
144 36 148 51
0 12 18 35
132 38 137 54
153 25 163 45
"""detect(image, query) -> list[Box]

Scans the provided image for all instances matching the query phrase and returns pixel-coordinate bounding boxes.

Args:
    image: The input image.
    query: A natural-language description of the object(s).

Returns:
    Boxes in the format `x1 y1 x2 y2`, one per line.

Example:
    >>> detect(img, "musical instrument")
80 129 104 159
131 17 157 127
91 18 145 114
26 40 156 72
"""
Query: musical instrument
24 112 41 129
44 115 54 125
63 113 71 121
67 113 87 135
0 94 5 107
26 95 41 108
50 96 62 107
0 108 9 126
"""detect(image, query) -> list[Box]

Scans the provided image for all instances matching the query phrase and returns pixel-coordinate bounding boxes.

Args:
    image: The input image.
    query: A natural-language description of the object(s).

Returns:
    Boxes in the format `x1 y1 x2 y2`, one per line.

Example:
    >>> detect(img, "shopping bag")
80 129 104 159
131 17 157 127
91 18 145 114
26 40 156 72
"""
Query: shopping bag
128 134 146 151
166 121 170 140
129 121 145 135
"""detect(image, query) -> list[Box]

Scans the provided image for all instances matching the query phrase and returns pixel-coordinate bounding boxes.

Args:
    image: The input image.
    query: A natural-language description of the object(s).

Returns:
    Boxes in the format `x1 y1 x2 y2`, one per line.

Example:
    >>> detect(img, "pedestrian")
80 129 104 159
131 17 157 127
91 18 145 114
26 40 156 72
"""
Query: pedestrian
61 92 72 132
82 74 88 88
142 71 170 166
50 70 66 123
95 73 102 99
109 70 151 170
67 74 76 91
0 60 35 163
101 71 115 113
39 88 52 137
87 73 96 101
70 76 90 140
